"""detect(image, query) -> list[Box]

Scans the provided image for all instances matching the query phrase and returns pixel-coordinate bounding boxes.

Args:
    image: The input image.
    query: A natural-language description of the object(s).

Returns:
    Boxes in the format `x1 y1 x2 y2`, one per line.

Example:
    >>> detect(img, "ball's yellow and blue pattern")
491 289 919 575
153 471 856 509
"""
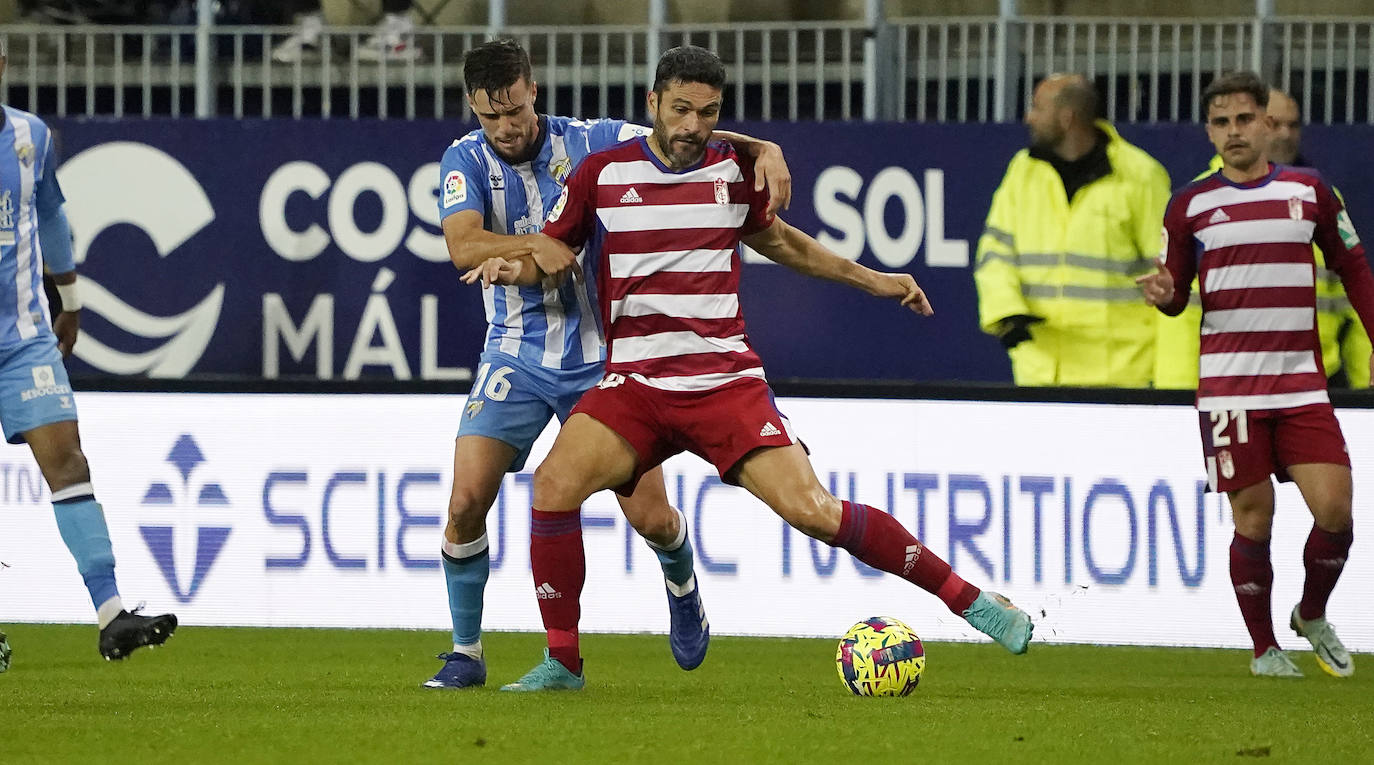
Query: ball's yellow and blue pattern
835 616 925 696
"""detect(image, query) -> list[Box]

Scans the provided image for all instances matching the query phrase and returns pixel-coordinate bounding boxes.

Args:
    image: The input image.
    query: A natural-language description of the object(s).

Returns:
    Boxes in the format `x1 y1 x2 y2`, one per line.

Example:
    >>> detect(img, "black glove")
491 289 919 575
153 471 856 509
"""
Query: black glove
996 315 1044 350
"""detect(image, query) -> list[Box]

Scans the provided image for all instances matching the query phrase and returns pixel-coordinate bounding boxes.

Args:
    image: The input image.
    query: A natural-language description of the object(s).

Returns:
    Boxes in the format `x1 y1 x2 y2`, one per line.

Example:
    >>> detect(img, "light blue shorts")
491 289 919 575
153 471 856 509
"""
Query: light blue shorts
456 350 604 472
0 334 78 444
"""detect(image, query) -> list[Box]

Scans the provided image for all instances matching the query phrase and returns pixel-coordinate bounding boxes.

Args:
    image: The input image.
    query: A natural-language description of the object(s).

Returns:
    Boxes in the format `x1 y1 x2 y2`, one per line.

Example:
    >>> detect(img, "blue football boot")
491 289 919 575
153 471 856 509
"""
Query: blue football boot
422 652 487 689
666 575 709 670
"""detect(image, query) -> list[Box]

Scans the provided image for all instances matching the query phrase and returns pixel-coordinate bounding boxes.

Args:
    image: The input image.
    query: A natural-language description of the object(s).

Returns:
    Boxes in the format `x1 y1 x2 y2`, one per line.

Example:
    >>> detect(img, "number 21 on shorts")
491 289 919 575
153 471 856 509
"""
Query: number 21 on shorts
1209 409 1249 447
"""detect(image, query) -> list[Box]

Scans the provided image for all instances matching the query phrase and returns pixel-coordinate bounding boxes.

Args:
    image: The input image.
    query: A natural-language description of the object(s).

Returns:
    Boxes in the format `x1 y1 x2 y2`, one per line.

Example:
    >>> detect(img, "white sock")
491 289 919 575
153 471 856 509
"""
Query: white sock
96 596 124 629
645 508 688 553
665 574 696 598
452 640 482 660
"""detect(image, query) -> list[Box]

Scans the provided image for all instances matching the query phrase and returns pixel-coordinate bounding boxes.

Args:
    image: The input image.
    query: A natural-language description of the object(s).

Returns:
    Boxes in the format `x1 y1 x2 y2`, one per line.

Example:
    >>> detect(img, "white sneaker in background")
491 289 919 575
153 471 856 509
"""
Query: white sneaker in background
271 12 324 64
356 13 423 63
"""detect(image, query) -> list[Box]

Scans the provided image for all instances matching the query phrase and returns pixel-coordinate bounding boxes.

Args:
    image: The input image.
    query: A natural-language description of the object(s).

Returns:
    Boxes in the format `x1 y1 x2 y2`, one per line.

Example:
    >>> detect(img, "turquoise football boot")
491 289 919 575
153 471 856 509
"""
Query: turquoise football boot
500 649 585 692
962 591 1033 654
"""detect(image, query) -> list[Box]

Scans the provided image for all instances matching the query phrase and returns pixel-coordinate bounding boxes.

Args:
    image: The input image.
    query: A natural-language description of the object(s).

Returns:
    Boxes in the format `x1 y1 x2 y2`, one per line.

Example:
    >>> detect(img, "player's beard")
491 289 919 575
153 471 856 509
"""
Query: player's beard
653 123 706 169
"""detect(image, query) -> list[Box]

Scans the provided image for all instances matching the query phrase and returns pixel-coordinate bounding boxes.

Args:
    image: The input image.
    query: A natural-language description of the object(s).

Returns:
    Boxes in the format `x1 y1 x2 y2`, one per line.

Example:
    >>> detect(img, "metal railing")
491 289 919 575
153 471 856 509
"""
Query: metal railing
2 16 1374 123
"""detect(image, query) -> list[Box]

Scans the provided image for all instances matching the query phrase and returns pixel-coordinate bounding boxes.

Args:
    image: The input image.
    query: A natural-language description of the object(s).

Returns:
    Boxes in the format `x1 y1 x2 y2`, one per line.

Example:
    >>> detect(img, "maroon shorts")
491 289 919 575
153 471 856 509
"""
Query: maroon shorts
571 374 799 496
1198 403 1350 492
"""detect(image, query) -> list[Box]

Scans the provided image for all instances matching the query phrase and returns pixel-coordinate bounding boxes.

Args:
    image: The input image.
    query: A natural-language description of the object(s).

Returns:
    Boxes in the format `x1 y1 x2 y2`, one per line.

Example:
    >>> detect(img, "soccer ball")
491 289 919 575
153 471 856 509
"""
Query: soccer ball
835 616 925 696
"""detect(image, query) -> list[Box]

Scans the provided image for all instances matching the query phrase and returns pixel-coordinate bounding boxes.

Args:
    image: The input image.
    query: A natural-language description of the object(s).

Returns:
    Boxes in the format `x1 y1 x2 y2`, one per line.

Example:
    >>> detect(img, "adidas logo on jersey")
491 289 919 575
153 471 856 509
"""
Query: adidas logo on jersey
1208 208 1231 224
760 422 782 437
619 187 643 204
535 582 562 599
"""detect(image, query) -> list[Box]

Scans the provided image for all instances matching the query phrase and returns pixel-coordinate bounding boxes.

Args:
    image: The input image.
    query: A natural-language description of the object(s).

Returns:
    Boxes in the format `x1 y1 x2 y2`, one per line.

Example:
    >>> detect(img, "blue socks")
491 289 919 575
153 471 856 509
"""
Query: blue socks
442 534 490 657
52 484 121 616
649 509 696 588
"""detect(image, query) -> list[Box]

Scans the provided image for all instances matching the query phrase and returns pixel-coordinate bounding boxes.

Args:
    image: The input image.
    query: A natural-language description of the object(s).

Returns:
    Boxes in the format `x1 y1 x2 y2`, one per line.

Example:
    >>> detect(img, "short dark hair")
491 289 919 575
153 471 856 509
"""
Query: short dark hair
652 45 726 94
463 39 533 101
1201 71 1269 118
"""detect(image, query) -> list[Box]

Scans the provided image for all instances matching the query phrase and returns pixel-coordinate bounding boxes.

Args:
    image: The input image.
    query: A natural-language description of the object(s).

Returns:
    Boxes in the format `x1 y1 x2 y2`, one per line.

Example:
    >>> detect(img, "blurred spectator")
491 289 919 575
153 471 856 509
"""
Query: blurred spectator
270 1 422 63
1154 87 1372 390
974 73 1171 386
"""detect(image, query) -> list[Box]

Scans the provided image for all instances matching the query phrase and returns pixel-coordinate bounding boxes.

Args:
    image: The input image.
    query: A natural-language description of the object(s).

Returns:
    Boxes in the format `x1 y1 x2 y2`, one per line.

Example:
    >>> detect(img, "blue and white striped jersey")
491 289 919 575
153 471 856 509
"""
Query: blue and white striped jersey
439 115 649 370
0 106 64 349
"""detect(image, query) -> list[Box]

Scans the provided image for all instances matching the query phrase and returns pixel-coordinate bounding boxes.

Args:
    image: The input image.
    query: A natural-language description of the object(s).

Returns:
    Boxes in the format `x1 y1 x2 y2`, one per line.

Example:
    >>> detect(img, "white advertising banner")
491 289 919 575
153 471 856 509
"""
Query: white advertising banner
2 393 1371 652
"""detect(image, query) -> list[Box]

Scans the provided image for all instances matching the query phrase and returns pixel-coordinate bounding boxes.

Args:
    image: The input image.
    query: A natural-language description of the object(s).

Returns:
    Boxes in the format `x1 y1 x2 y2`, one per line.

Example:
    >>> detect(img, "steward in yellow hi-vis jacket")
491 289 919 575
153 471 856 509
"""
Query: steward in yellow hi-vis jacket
1154 88 1372 389
975 75 1171 386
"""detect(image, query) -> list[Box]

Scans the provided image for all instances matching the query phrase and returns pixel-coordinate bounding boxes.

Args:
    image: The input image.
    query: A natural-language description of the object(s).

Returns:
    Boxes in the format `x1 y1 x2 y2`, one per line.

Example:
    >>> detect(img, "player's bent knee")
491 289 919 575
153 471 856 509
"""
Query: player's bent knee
531 461 585 510
622 500 675 541
775 490 840 540
447 488 491 526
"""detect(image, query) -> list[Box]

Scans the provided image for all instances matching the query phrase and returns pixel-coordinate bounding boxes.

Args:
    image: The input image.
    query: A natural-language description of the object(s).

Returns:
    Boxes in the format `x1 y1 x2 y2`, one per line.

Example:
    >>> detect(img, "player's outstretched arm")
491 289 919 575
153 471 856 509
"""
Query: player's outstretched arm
459 234 582 288
742 218 933 315
713 131 791 216
442 209 535 271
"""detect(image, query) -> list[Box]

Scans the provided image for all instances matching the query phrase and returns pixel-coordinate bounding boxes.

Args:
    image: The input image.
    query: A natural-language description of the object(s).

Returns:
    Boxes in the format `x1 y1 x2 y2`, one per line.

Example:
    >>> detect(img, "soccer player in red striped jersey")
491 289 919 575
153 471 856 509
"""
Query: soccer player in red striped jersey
1138 71 1374 678
465 45 1034 691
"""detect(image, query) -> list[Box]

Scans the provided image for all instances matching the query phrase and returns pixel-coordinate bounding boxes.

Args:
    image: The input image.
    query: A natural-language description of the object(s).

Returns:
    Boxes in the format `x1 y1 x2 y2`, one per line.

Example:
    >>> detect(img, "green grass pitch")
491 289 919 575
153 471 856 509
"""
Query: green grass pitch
2 624 1372 763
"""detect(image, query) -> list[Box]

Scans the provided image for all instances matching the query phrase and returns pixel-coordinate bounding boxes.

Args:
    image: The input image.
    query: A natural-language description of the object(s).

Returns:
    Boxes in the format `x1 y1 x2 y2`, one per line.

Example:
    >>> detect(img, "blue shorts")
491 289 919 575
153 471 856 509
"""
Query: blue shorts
0 334 78 444
456 350 604 472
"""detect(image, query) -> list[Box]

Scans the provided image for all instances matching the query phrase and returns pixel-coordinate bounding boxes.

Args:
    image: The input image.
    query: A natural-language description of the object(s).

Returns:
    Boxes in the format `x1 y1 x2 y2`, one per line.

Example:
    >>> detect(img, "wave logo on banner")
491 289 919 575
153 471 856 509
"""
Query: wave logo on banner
138 434 232 603
56 142 224 377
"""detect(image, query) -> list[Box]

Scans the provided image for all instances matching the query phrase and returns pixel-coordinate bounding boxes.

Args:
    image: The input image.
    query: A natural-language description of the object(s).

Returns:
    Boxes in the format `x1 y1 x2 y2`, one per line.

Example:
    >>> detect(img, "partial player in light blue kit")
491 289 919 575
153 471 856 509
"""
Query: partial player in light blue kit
0 47 177 667
423 39 792 689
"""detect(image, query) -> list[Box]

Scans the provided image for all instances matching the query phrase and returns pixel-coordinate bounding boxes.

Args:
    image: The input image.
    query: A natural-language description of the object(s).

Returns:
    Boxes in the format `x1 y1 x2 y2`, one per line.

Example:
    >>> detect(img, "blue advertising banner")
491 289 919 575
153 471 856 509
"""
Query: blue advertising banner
49 118 1374 382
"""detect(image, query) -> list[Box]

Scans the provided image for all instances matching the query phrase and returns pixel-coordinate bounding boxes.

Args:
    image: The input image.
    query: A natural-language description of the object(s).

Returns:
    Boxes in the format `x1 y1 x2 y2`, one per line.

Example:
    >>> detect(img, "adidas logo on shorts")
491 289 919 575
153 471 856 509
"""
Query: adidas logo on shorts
535 582 562 599
760 421 782 437
619 187 643 204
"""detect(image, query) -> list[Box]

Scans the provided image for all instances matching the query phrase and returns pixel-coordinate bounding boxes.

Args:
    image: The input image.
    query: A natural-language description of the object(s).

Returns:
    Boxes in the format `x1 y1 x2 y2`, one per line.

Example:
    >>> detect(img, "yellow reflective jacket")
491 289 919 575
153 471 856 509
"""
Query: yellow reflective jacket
975 122 1171 386
1153 156 1372 389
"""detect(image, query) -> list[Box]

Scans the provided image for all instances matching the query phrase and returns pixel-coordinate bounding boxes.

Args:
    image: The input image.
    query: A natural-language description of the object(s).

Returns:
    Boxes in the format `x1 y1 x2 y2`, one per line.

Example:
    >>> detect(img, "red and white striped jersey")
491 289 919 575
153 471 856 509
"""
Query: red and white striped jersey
1161 164 1374 411
540 137 774 392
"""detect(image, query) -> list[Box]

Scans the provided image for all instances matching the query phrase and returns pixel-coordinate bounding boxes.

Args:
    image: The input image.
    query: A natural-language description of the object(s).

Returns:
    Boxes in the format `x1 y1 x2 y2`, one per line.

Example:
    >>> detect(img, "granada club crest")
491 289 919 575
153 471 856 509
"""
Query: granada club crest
1289 196 1303 220
714 177 729 205
1218 449 1235 480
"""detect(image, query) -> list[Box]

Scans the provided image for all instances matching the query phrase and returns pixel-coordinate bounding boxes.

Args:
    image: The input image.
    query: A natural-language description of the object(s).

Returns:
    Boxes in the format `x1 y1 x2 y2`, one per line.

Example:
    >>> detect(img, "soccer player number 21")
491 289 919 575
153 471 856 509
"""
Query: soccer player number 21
1210 409 1250 446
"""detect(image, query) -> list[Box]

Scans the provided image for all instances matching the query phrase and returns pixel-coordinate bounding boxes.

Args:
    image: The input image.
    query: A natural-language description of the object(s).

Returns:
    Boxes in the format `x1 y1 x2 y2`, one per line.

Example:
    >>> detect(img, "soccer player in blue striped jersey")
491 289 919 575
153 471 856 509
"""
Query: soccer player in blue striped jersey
424 39 792 689
0 48 176 664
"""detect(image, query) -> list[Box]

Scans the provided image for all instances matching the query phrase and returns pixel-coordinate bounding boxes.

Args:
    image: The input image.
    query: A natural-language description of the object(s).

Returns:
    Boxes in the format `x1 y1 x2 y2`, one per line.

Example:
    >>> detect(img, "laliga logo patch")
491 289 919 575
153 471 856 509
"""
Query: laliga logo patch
547 186 569 223
138 434 232 603
443 170 467 207
57 142 223 377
